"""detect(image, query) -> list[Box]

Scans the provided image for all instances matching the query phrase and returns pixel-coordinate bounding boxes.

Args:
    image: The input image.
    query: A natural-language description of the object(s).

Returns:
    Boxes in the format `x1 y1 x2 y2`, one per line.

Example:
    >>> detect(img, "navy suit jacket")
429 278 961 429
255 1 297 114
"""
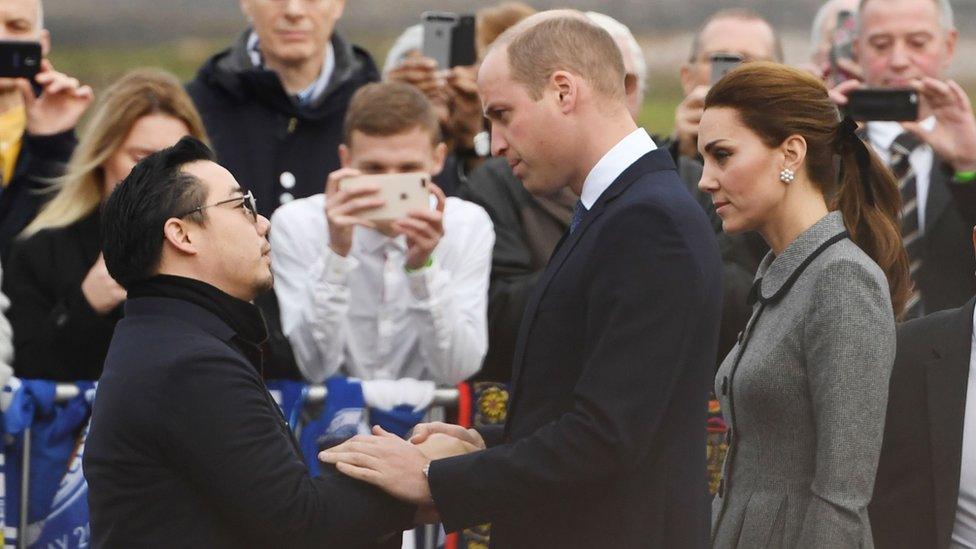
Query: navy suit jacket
427 149 723 548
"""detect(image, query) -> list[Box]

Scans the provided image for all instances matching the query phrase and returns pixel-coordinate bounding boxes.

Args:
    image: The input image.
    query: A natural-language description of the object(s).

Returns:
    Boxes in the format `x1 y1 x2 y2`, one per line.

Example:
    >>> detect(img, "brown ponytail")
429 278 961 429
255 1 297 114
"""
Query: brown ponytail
704 62 911 317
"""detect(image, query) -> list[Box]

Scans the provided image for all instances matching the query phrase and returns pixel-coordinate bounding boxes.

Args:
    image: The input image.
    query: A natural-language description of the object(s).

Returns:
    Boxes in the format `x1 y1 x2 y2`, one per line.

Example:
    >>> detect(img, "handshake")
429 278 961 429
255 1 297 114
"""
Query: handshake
318 422 485 523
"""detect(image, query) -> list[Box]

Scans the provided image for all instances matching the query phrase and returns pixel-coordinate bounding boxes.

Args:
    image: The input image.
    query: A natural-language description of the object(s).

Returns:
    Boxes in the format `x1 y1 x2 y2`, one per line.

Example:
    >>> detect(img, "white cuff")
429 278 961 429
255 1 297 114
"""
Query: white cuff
320 248 359 285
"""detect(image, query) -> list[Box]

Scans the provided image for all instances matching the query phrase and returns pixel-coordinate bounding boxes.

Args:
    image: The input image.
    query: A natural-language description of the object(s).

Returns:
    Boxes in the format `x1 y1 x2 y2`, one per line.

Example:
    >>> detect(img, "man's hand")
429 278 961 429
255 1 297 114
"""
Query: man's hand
393 182 446 271
386 56 445 99
415 432 481 460
826 78 864 108
673 85 707 159
410 421 487 450
81 254 127 315
902 77 976 172
324 168 382 257
18 60 93 136
386 55 450 128
446 65 483 150
319 426 433 505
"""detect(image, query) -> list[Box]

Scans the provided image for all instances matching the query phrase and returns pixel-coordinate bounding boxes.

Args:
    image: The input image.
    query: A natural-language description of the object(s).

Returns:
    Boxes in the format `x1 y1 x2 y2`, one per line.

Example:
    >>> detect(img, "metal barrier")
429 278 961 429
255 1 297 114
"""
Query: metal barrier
16 383 460 549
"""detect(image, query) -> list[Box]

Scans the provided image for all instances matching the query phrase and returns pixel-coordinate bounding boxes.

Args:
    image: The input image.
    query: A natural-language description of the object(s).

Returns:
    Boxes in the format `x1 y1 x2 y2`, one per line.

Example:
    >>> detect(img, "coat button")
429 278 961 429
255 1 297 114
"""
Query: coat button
721 376 729 395
279 171 296 189
279 192 294 204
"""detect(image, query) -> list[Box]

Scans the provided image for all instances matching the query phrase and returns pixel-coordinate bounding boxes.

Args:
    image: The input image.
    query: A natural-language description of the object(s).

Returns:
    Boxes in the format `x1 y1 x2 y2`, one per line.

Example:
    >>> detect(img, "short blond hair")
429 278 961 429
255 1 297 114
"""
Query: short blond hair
495 13 626 102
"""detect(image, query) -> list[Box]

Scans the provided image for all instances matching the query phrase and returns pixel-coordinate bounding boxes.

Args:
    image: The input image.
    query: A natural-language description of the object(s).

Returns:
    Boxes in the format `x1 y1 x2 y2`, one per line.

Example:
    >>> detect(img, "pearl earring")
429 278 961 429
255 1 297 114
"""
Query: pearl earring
779 168 796 184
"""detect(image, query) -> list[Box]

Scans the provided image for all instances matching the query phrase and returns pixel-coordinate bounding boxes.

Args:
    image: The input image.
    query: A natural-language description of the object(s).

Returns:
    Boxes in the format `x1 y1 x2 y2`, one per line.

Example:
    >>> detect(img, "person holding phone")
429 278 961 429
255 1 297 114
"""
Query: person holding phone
673 9 783 163
807 0 860 84
3 69 207 381
0 0 92 263
829 0 976 319
382 18 485 196
270 82 493 386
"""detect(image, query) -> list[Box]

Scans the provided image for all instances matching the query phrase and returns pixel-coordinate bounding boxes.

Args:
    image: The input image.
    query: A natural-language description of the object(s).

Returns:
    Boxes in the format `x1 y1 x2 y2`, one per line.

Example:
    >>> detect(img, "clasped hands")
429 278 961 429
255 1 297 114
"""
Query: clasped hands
318 422 485 524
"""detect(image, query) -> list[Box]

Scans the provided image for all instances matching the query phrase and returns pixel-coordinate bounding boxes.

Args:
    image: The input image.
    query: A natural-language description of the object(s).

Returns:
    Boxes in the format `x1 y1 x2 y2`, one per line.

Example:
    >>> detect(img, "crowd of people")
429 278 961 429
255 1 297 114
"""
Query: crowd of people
0 0 971 547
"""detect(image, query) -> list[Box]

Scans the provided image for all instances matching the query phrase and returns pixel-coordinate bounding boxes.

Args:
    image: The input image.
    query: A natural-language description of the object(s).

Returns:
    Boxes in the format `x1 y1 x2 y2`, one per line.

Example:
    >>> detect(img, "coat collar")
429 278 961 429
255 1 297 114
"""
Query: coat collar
755 211 848 302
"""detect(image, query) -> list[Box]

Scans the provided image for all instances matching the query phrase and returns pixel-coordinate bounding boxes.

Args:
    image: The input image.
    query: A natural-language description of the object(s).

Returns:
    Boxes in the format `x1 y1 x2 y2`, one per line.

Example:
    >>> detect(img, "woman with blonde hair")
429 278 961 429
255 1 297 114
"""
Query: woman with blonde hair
700 62 909 547
4 68 207 380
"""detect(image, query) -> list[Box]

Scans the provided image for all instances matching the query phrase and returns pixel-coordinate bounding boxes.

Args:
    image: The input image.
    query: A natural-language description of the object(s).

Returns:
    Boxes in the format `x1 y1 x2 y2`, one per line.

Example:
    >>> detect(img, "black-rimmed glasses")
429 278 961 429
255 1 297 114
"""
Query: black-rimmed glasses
179 190 258 223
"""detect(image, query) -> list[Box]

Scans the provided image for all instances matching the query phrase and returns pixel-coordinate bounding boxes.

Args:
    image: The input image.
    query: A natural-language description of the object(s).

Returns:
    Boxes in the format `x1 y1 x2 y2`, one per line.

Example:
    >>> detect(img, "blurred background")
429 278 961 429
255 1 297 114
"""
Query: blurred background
43 0 976 135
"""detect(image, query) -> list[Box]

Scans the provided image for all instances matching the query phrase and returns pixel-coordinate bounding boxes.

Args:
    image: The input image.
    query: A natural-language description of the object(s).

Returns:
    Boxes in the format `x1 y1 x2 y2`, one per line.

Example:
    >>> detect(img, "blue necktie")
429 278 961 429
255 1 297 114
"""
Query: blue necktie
569 200 586 234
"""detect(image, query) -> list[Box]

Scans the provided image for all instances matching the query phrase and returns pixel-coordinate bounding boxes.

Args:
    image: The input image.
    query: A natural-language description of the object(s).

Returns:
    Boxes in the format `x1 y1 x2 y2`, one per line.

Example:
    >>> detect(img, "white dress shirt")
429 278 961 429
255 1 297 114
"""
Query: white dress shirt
579 127 657 210
270 194 494 385
951 308 976 548
867 118 936 232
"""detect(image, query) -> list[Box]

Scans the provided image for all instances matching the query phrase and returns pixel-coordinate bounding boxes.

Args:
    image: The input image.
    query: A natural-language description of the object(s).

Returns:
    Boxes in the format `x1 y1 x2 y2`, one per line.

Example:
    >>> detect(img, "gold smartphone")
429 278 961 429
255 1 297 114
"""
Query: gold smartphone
339 172 432 222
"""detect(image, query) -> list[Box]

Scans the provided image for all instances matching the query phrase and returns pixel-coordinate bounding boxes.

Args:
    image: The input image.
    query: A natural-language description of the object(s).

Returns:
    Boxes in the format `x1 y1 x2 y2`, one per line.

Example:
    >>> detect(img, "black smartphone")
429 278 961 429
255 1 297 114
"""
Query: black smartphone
828 10 857 86
450 14 477 68
710 53 743 85
0 41 41 78
846 89 920 121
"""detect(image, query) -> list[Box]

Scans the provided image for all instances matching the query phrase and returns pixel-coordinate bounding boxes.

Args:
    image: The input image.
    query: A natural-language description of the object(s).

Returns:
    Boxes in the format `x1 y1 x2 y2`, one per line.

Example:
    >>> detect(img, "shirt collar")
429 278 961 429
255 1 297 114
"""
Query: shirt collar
247 31 335 106
355 227 408 255
579 127 656 210
755 211 848 301
867 116 936 152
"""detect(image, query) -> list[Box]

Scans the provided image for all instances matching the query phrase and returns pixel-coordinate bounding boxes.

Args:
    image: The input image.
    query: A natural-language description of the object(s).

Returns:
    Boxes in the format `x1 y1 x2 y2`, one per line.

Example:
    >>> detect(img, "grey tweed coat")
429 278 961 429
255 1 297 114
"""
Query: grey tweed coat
711 212 895 548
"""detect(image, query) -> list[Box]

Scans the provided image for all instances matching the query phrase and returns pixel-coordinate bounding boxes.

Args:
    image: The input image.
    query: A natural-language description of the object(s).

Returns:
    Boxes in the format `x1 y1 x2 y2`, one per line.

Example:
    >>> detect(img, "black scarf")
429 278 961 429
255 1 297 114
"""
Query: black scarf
127 275 269 348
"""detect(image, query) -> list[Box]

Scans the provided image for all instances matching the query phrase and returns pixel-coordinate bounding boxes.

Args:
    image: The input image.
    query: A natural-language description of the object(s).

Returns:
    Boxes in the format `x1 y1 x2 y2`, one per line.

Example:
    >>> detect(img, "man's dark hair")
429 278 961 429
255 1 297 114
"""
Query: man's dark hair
101 136 213 289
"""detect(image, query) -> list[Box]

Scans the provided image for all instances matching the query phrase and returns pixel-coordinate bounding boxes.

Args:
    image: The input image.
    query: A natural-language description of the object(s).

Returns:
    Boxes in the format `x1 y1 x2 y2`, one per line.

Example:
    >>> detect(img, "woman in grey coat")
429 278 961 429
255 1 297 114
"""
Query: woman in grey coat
697 62 911 548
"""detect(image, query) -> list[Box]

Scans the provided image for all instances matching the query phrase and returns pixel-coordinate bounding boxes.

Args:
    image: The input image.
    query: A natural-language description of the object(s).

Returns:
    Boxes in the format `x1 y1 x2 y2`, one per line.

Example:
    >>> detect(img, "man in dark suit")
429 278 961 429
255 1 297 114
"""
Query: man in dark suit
84 137 430 548
320 11 723 548
870 223 976 548
842 0 976 317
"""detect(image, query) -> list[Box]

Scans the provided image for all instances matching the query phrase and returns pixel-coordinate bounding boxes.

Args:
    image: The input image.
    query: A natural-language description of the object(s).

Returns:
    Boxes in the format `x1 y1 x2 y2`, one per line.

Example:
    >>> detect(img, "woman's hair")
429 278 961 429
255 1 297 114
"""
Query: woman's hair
22 68 208 238
704 61 910 317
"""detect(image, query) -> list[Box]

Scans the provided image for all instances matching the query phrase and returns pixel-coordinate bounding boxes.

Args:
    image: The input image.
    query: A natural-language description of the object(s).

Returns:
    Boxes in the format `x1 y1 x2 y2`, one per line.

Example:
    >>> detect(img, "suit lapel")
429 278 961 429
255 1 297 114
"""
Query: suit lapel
926 297 974 547
506 150 674 417
506 195 606 395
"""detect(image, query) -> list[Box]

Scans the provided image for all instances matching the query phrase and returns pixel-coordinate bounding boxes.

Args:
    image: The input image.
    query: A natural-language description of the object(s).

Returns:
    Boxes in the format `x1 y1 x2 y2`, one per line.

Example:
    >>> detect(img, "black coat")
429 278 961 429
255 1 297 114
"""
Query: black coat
870 297 975 549
4 211 119 380
427 150 723 548
916 162 976 313
186 31 379 219
0 129 76 265
84 294 412 548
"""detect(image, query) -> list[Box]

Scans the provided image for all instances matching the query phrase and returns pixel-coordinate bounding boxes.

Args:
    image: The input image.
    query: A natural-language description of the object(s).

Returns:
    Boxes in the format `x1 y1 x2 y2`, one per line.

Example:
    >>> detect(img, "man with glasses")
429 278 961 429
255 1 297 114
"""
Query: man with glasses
85 136 466 547
188 0 375 380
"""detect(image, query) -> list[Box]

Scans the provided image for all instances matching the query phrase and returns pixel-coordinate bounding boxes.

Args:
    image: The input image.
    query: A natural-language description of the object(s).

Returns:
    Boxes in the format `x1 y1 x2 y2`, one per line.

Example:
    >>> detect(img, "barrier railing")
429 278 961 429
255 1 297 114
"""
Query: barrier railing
16 382 461 549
